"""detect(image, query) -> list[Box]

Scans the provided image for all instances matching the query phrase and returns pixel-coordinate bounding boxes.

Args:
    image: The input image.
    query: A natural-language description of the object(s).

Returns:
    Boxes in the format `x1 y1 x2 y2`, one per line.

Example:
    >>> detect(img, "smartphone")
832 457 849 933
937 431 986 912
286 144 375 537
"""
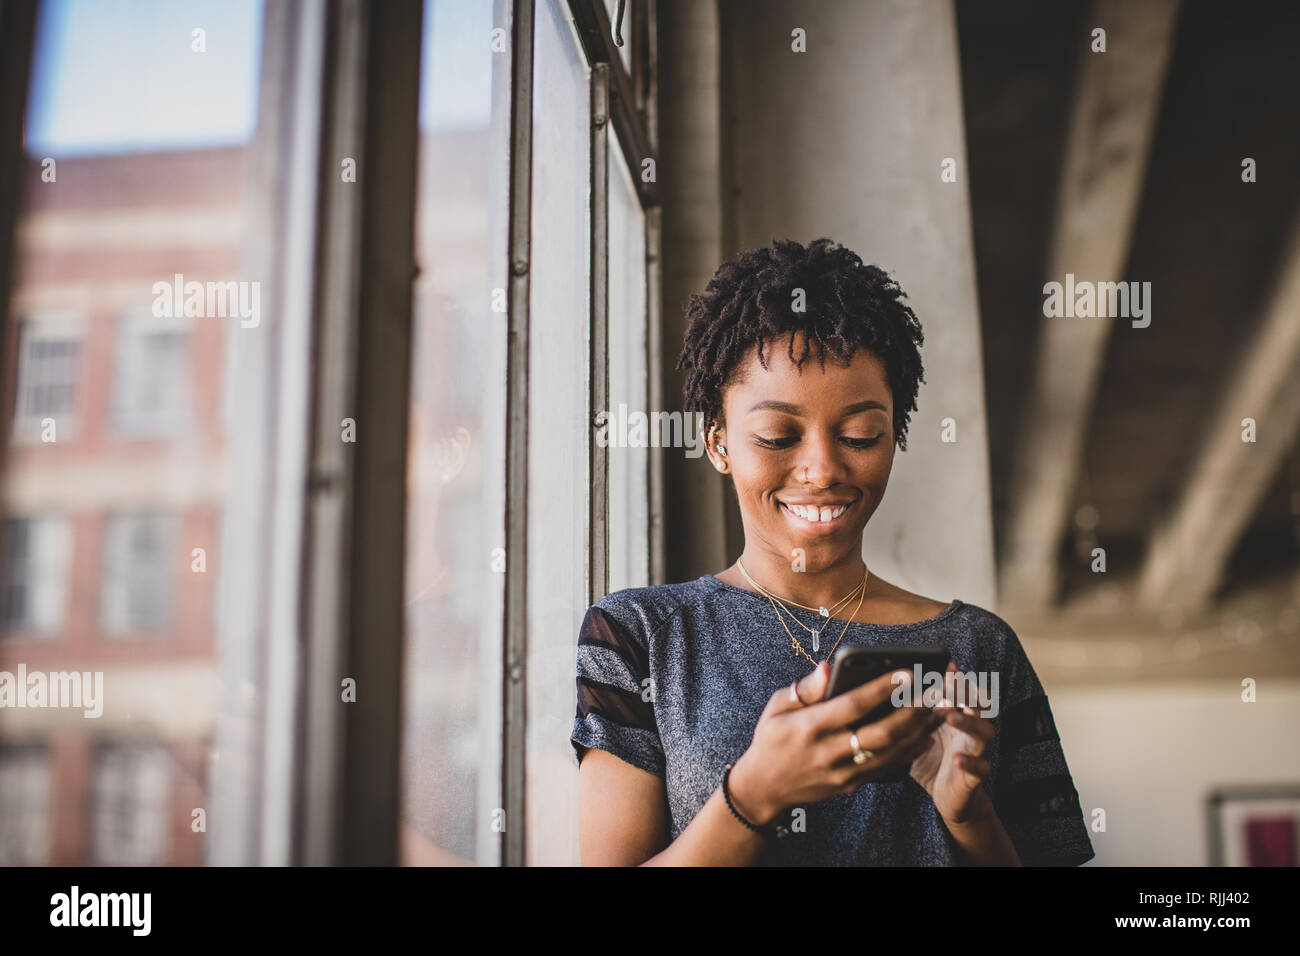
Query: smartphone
822 644 951 727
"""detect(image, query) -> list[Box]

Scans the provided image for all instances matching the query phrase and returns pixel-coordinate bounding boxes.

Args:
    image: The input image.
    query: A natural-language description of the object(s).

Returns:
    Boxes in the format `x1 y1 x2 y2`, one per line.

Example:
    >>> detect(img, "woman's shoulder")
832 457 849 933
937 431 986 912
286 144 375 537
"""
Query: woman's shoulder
587 575 716 643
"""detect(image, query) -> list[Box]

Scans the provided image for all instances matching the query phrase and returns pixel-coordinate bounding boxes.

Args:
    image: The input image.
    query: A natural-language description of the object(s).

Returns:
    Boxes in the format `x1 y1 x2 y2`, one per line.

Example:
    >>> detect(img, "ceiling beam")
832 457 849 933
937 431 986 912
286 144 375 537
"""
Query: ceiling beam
1138 216 1300 616
999 0 1181 609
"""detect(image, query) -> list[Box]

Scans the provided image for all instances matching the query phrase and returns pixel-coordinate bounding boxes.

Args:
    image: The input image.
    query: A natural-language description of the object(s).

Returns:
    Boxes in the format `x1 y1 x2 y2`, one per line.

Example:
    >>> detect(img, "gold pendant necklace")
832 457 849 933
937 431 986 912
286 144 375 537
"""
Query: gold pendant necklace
735 560 870 663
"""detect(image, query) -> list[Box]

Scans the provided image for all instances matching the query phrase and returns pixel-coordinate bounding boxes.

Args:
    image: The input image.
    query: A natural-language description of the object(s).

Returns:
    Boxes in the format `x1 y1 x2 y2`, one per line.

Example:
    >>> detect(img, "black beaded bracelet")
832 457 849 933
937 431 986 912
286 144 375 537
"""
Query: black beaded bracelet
722 763 791 839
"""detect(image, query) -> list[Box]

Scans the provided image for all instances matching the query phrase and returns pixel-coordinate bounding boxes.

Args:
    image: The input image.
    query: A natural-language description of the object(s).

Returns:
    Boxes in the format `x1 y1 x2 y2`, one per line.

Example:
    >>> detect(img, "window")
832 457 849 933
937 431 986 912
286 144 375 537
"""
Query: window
10 317 81 441
91 742 170 866
607 132 650 593
399 0 511 866
0 515 72 635
112 311 193 437
525 0 594 866
0 745 51 865
1 0 658 867
0 0 275 866
399 0 657 865
100 512 176 635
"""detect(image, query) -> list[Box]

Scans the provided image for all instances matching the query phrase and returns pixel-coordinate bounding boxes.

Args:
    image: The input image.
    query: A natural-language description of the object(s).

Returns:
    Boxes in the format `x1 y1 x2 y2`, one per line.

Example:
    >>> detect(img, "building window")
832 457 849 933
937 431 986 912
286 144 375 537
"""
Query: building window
111 312 193 438
0 745 51 865
100 512 177 635
0 515 72 635
10 319 81 442
91 742 170 866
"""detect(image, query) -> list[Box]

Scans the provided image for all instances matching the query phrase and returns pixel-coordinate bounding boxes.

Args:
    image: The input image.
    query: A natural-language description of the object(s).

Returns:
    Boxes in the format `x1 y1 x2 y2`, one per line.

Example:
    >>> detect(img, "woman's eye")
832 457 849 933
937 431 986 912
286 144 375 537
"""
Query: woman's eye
753 435 883 449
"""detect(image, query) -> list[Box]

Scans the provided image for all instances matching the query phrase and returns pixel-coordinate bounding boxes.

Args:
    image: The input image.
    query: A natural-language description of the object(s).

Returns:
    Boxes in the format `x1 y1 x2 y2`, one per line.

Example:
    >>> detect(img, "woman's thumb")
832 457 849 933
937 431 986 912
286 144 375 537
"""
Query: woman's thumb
797 660 831 704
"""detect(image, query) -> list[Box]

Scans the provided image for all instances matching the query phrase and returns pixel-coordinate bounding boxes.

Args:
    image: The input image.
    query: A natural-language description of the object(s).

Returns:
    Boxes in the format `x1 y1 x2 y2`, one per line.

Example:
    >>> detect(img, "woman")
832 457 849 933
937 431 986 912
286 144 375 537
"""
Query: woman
571 238 1094 866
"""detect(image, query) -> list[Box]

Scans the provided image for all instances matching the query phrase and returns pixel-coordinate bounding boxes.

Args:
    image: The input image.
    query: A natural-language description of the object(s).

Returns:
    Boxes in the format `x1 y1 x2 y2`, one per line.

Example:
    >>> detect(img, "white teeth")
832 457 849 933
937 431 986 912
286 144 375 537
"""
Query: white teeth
786 503 848 522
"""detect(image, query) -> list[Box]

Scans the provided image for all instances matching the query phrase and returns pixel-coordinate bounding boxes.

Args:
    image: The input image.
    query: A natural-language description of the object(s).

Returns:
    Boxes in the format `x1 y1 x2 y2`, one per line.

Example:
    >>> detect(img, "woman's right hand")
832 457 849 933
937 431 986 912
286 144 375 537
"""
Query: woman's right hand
727 661 948 826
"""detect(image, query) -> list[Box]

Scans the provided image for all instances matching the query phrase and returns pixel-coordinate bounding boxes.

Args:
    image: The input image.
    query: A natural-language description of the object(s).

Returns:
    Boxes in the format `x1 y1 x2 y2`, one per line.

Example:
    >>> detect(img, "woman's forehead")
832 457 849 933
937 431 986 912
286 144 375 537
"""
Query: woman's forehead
726 341 891 406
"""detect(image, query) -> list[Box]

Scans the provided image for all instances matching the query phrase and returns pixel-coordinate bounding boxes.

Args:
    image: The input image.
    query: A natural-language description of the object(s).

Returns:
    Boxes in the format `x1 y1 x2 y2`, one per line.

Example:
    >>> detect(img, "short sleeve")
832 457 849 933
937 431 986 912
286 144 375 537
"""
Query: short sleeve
570 605 665 778
990 626 1096 867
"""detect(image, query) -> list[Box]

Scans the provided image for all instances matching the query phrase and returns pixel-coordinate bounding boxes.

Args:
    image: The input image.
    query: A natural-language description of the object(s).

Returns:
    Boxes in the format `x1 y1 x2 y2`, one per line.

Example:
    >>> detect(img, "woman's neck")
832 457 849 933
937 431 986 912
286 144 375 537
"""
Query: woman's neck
731 548 870 610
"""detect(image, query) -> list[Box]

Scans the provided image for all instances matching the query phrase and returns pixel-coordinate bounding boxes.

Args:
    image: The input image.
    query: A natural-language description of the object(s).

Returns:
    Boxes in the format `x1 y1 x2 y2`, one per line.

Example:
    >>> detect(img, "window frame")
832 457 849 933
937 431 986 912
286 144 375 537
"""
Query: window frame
500 0 660 865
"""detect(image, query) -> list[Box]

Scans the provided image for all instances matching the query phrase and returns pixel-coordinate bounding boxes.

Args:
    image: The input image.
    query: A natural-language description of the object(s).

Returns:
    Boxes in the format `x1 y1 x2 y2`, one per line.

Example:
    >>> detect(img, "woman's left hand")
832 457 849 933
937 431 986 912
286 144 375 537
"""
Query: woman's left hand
908 661 998 825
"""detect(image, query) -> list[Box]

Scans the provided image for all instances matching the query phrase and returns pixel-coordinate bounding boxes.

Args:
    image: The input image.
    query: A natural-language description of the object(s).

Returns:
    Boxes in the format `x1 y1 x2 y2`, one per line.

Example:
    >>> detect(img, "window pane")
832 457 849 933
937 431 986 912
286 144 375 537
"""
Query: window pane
0 516 72 634
607 133 649 594
90 742 170 866
400 0 512 866
1 0 266 865
100 512 178 635
11 316 82 440
525 0 591 866
0 745 51 865
111 311 193 437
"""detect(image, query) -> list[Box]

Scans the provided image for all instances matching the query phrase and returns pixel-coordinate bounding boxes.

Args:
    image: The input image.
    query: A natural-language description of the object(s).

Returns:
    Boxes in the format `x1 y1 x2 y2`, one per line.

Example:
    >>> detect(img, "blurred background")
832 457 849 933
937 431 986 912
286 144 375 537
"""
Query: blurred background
0 0 1296 867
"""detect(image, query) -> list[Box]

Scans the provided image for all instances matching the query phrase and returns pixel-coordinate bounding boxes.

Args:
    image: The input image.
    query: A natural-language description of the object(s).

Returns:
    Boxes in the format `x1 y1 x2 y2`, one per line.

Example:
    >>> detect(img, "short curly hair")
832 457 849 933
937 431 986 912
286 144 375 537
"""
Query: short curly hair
675 237 926 451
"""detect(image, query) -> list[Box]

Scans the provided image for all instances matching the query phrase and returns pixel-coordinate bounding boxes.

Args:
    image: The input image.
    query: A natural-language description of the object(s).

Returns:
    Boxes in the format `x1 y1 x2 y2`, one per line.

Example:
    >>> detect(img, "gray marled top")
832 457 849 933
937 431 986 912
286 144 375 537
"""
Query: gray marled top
571 573 1095 866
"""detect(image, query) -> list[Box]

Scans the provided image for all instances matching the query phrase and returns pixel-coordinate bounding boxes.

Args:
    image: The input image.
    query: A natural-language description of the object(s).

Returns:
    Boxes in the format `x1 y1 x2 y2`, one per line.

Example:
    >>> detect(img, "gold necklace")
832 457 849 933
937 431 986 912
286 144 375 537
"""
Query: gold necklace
736 561 869 664
736 559 869 653
736 559 865 616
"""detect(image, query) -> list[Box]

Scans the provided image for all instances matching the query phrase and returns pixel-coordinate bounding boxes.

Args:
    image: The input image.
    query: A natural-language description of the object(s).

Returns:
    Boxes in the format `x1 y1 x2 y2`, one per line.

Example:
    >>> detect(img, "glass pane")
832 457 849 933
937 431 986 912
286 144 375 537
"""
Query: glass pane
399 0 512 866
607 133 649 593
525 0 591 866
0 0 266 865
0 744 51 864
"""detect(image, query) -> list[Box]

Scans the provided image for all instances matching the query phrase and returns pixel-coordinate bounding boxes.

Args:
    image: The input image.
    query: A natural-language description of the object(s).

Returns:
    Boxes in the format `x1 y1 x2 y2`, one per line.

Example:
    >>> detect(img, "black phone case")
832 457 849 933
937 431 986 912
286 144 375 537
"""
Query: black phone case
822 644 951 727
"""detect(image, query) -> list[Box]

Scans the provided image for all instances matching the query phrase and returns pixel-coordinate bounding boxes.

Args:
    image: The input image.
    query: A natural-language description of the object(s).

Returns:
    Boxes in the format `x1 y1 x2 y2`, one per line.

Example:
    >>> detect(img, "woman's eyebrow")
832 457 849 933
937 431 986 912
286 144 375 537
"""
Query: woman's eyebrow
745 399 887 415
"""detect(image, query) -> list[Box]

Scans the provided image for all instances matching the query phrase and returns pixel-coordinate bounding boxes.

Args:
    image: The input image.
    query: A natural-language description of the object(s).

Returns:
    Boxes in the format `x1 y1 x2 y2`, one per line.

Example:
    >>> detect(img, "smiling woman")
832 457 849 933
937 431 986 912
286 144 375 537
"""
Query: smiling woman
570 238 1095 866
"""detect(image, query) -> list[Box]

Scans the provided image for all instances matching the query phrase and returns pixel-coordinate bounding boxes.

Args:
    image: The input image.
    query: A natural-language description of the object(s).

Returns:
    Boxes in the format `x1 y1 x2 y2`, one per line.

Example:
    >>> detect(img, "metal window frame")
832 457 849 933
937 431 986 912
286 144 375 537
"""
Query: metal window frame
295 0 423 866
502 0 535 870
565 0 663 590
501 0 660 866
0 0 37 470
590 61 611 605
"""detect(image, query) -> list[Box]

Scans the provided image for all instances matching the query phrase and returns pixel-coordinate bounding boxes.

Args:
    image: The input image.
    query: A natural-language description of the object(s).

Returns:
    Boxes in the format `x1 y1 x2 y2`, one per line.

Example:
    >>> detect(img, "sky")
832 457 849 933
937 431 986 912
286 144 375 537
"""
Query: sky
23 0 495 157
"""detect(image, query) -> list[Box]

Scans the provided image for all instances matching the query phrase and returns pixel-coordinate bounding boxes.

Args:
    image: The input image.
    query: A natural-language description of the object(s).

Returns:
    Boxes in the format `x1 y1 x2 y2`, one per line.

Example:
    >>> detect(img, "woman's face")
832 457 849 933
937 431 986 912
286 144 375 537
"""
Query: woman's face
708 332 896 570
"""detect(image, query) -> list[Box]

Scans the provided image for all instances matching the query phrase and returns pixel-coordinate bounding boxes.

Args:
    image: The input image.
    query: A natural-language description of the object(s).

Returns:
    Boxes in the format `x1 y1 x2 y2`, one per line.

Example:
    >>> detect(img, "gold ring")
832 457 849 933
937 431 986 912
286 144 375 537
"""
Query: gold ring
850 731 873 765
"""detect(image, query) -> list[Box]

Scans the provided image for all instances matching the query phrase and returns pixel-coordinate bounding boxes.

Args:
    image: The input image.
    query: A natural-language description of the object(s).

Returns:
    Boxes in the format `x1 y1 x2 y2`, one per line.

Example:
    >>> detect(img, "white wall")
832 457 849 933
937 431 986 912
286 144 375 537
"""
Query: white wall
1050 681 1300 865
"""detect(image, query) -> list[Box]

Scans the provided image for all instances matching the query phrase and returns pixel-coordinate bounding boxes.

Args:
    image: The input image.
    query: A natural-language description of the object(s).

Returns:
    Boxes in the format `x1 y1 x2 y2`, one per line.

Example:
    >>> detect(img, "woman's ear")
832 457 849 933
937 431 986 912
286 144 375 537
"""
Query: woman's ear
706 423 728 473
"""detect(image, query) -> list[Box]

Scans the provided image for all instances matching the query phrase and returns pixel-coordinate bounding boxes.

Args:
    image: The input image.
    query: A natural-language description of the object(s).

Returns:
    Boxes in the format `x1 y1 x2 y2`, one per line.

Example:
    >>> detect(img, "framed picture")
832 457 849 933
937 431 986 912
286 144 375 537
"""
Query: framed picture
1207 785 1300 866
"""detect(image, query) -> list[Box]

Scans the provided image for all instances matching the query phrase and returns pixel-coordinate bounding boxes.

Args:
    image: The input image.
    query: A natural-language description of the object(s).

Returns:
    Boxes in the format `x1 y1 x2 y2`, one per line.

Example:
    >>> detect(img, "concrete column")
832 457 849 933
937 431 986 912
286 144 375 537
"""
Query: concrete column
716 0 996 607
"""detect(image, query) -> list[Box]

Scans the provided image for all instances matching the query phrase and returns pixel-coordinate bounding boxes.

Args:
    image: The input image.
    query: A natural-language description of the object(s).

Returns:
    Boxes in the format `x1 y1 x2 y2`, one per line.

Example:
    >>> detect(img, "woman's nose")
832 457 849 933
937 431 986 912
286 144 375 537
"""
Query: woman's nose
797 434 843 487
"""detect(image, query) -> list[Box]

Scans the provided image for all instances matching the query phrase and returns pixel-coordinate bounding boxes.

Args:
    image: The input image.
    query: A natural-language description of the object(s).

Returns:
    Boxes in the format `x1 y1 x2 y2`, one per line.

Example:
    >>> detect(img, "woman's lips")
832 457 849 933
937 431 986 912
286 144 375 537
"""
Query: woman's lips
779 499 855 534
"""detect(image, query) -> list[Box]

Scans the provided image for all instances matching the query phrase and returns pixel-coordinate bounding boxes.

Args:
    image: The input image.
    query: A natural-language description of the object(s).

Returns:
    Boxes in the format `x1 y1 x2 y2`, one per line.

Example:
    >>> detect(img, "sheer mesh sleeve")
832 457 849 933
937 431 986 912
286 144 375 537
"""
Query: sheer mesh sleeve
570 605 665 778
990 626 1096 866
